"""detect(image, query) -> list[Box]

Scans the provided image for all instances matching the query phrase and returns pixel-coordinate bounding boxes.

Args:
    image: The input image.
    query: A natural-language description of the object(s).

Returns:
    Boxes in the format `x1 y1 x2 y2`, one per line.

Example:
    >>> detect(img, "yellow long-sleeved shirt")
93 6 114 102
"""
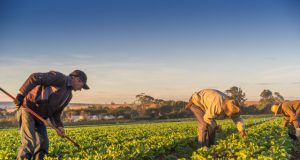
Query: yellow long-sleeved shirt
281 100 300 128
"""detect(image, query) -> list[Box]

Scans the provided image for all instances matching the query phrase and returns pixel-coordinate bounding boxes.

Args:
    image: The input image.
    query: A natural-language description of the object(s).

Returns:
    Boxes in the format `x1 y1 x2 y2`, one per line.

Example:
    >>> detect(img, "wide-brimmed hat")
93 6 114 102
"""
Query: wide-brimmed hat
271 104 280 116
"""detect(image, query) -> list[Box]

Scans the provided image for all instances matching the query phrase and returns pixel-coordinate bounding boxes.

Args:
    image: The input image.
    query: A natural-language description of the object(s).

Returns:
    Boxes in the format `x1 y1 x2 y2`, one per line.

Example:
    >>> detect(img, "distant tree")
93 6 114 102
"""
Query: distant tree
174 101 186 112
159 105 173 118
65 110 77 122
130 110 139 120
136 93 155 104
160 100 175 107
87 105 97 110
107 108 118 117
154 99 164 105
135 93 155 117
113 107 128 118
225 86 247 106
240 105 259 114
274 92 284 103
94 107 108 115
145 108 159 119
259 89 275 111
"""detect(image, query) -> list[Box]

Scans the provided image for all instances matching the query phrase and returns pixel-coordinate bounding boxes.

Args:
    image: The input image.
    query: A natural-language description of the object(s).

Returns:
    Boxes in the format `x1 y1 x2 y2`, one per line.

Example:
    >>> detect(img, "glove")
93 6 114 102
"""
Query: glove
287 124 296 135
239 130 247 138
14 94 25 107
288 132 298 140
283 121 289 128
296 128 300 139
287 125 298 140
56 127 66 137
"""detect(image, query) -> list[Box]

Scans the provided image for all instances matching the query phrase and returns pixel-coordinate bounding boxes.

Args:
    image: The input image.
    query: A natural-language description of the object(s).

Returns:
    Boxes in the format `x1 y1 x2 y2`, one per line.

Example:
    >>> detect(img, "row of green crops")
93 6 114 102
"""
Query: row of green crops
0 117 296 160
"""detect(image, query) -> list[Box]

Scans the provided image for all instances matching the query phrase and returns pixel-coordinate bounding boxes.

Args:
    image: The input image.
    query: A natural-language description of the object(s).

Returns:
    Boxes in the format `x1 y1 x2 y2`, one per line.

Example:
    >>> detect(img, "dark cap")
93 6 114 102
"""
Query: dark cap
69 70 90 90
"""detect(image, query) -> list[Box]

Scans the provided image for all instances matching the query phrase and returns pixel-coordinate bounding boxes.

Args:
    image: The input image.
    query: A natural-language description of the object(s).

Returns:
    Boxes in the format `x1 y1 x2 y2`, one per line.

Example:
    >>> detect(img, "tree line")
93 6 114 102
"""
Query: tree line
61 86 286 121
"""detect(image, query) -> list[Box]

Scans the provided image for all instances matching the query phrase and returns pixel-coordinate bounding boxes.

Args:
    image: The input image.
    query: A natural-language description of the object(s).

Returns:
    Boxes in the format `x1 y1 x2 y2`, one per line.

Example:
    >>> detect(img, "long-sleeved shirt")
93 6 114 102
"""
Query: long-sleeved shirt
19 71 73 127
281 100 300 128
191 89 245 132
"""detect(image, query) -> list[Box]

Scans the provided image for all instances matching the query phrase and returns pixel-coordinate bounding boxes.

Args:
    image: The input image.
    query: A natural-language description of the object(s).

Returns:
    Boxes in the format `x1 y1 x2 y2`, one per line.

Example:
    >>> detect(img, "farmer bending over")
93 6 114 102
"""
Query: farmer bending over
271 100 300 141
186 89 246 148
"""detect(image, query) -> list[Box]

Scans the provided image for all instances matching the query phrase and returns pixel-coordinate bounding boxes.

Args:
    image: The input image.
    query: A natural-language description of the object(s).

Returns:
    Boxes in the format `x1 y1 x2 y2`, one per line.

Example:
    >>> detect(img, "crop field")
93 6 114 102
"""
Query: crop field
0 117 299 160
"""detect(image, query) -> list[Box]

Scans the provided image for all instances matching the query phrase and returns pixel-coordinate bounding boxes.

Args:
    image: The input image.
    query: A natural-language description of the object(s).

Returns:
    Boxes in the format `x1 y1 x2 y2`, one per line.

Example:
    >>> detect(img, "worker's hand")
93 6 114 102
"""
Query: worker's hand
239 130 247 138
14 94 25 107
215 125 222 132
56 127 66 137
283 121 289 128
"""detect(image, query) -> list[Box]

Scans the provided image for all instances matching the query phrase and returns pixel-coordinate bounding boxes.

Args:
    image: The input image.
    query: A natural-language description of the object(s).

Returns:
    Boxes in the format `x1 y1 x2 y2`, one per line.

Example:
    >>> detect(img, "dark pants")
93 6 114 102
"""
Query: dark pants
292 106 300 128
17 108 49 160
190 105 216 148
287 107 300 140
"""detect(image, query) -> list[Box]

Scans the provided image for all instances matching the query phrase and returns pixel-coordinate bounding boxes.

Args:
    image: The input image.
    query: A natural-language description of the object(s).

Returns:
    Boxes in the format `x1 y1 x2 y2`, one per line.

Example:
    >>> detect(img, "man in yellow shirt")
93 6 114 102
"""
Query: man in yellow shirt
271 100 300 140
186 89 246 148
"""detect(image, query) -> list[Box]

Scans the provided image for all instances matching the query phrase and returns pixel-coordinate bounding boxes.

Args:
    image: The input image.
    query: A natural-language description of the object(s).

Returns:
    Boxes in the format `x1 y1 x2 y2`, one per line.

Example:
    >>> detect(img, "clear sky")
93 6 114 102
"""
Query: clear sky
0 0 300 104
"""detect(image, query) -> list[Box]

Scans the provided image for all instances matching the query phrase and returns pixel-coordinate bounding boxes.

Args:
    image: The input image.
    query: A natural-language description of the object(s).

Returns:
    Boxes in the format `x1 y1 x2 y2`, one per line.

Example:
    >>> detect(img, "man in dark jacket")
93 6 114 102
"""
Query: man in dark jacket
14 70 89 160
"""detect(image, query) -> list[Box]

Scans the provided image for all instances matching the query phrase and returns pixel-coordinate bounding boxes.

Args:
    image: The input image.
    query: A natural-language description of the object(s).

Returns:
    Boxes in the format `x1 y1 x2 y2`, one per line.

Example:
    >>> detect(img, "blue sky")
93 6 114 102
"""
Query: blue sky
0 0 300 103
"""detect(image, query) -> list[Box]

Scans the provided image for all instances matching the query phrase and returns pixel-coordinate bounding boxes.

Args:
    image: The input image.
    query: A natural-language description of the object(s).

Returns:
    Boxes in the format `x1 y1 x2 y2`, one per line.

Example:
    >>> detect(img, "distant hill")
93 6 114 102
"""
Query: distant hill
244 100 259 106
0 101 95 109
0 101 135 110
0 102 14 109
